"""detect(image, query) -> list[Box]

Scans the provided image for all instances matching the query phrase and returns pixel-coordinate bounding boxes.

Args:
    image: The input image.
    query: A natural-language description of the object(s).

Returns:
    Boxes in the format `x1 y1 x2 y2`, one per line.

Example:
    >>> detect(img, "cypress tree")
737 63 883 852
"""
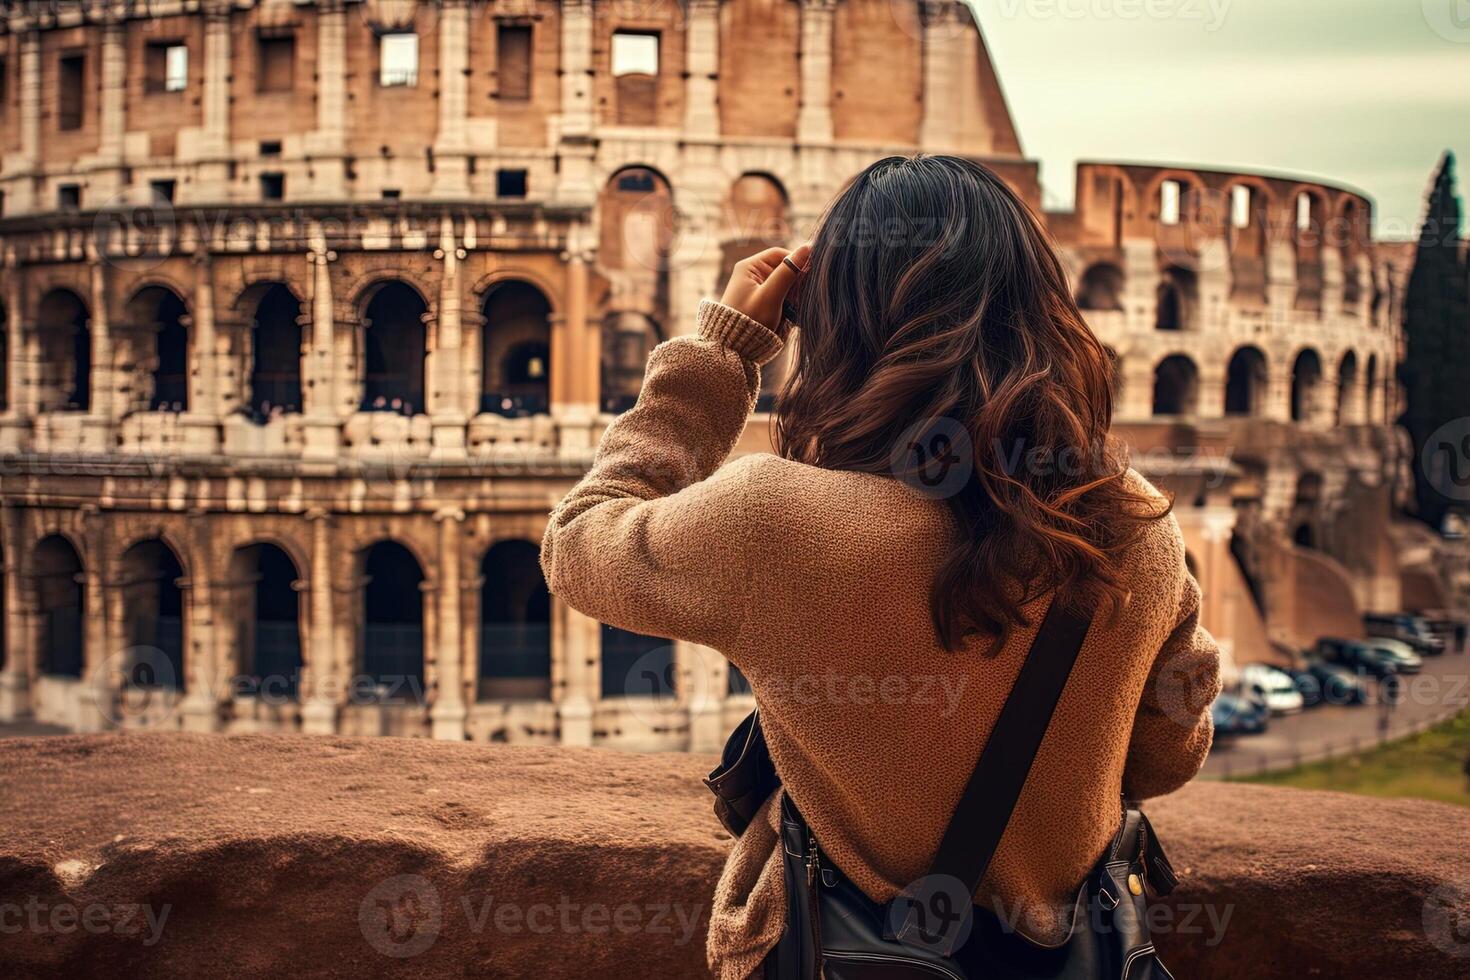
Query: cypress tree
1402 152 1470 529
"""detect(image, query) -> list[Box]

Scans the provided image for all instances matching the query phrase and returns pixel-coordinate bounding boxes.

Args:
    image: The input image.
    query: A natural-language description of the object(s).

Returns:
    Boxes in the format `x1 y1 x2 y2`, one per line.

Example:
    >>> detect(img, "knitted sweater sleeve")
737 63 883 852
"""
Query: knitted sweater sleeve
540 300 782 653
1122 566 1223 800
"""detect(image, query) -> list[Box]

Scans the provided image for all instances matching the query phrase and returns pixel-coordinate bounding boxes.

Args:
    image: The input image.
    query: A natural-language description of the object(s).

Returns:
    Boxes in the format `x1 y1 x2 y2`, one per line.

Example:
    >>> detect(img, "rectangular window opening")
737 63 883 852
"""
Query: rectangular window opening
1159 180 1182 227
497 24 532 100
1231 185 1252 229
257 33 296 93
149 179 176 204
58 184 82 210
496 169 528 198
260 172 285 201
611 31 659 77
59 54 85 131
379 33 419 87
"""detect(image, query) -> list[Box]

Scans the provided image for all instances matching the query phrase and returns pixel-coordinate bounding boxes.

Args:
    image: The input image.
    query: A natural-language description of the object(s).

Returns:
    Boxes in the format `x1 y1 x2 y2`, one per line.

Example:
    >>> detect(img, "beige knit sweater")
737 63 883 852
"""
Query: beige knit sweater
542 300 1222 979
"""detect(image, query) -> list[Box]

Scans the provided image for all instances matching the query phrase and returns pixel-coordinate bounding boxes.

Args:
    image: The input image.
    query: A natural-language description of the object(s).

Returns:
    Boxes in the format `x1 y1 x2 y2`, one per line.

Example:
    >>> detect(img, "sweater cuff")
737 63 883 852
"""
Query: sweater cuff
696 299 784 367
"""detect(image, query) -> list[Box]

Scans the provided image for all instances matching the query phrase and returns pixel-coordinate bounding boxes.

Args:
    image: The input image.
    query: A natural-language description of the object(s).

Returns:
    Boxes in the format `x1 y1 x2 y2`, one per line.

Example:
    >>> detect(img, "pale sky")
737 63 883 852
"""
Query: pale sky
967 0 1469 239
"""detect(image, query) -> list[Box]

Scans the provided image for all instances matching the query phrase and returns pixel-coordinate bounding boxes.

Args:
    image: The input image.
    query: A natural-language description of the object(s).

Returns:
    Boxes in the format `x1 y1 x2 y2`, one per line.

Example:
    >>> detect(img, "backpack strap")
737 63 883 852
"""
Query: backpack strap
894 599 1095 955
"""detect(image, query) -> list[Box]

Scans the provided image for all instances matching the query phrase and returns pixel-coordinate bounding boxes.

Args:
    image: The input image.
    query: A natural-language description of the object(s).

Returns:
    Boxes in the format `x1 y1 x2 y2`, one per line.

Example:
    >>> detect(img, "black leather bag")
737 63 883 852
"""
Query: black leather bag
706 601 1179 980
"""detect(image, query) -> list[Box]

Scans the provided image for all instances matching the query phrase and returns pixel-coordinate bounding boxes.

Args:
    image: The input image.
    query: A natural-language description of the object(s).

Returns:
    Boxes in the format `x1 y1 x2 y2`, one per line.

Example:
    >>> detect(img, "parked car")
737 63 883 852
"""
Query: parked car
1287 660 1370 707
1364 613 1444 656
1315 637 1401 678
1240 663 1305 715
1366 637 1423 674
1419 612 1468 654
1211 691 1269 735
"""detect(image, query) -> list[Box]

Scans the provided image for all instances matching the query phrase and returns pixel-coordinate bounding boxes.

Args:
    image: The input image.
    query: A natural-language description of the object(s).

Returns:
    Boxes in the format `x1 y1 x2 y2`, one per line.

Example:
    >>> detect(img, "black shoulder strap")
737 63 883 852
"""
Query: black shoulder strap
895 598 1095 953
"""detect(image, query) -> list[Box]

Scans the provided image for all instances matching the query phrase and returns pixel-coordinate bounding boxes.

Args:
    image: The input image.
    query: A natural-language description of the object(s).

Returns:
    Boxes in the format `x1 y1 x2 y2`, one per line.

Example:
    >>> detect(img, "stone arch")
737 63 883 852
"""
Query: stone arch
1076 262 1125 312
599 165 676 275
241 282 305 420
1155 265 1196 331
1334 196 1369 307
356 540 426 700
1143 170 1207 225
600 623 675 699
1290 348 1325 424
1152 354 1199 417
1336 350 1360 425
478 539 551 701
719 172 792 410
1080 165 1138 245
33 534 85 679
1224 346 1269 417
601 311 665 414
117 537 188 691
1226 179 1272 305
124 285 191 413
357 280 427 415
480 280 552 417
1364 353 1379 424
35 288 92 412
227 542 304 698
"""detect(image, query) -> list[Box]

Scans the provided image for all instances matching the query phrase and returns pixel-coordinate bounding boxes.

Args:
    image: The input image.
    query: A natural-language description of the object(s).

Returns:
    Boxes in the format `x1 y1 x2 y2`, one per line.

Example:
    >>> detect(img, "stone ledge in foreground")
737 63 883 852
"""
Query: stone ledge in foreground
0 733 1467 978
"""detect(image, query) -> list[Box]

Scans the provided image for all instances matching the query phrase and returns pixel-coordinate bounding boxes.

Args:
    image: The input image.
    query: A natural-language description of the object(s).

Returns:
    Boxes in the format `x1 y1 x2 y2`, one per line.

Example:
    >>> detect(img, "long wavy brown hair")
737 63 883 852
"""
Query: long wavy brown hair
774 155 1170 650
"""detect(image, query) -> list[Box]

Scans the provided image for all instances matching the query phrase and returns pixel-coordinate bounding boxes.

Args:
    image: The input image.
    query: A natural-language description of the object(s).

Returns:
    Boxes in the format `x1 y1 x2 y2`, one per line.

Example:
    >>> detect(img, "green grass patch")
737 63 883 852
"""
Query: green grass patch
1235 709 1470 807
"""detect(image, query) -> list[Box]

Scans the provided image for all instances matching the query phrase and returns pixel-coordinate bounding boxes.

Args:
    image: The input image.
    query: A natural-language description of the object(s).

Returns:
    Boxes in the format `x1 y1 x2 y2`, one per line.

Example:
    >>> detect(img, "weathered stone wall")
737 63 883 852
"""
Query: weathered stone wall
1 734 1467 979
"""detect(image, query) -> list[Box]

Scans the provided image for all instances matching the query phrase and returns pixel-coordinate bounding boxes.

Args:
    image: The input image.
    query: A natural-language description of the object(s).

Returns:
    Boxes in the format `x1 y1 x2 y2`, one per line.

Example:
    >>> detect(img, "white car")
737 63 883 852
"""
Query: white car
1240 663 1305 715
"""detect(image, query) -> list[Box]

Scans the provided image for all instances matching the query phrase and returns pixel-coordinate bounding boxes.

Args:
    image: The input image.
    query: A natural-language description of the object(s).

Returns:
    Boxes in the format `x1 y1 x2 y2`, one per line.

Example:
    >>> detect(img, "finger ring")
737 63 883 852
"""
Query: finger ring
782 255 802 275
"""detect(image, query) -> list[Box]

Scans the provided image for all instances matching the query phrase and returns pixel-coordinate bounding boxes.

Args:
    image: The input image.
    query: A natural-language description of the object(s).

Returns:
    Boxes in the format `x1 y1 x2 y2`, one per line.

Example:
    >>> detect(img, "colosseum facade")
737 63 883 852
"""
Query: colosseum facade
0 0 1426 747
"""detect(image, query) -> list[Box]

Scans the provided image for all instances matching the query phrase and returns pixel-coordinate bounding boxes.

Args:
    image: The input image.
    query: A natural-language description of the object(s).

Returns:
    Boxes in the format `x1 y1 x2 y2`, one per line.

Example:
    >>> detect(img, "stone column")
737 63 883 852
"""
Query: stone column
1119 354 1157 422
0 504 30 720
919 0 962 151
433 0 472 197
1264 363 1293 423
0 274 29 450
1265 241 1296 332
15 32 41 211
797 0 836 144
73 510 112 732
1320 248 1344 322
300 510 339 734
555 598 598 747
1193 237 1230 333
302 237 342 458
430 508 468 740
178 528 222 732
82 248 116 450
195 5 233 196
308 0 349 195
98 21 128 168
553 245 598 446
681 640 725 753
683 0 720 140
556 0 597 205
182 259 222 452
429 219 468 456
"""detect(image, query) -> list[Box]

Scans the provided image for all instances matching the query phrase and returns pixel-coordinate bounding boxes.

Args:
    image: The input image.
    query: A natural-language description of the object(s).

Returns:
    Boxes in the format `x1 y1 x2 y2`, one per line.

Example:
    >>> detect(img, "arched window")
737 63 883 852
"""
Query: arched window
1152 355 1199 417
248 284 304 421
1155 266 1195 331
601 312 664 414
1225 346 1268 417
230 543 302 698
119 539 187 690
360 282 427 415
125 287 190 412
1364 354 1379 424
599 166 675 274
1294 191 1325 313
479 540 551 700
1228 185 1268 305
1293 523 1316 548
481 282 552 417
600 625 675 698
359 542 425 700
1291 349 1324 423
1336 351 1359 425
1076 263 1125 312
1339 199 1366 308
36 289 91 412
34 535 84 678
